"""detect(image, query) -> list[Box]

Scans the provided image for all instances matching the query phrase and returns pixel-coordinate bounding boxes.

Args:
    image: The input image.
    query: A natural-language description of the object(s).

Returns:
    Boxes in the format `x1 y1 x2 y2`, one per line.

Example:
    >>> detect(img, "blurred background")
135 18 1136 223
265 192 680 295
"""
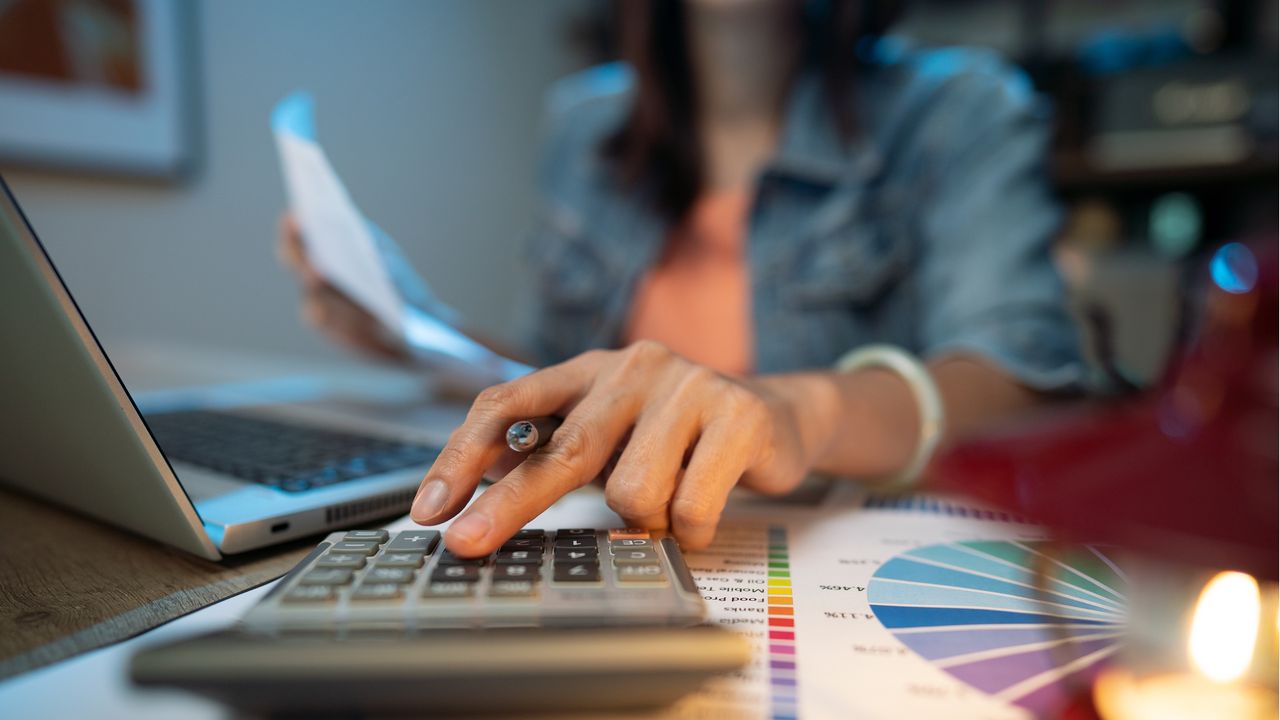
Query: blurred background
0 0 1276 387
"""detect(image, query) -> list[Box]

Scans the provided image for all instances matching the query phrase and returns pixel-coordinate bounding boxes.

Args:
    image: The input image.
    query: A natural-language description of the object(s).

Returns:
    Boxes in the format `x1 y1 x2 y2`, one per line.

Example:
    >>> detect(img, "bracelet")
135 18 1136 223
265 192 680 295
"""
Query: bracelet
834 344 945 491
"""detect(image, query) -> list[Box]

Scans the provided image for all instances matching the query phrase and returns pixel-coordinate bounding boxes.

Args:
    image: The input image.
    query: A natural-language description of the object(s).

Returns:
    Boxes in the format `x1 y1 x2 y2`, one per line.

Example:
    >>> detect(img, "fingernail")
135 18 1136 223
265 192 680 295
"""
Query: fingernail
447 513 492 546
411 479 450 522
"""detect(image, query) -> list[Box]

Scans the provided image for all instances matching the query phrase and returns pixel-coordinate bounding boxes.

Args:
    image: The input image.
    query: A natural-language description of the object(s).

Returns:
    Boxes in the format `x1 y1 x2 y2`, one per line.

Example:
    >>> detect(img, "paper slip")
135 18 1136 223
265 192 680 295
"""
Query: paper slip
271 92 533 383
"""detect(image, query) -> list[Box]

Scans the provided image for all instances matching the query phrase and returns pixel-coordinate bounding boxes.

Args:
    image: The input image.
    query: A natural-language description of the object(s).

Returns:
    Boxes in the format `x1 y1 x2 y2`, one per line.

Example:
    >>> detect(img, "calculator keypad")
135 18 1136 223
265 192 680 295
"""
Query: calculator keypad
424 581 474 598
260 527 697 630
314 553 366 570
299 568 354 585
352 583 403 601
608 529 666 584
554 548 597 562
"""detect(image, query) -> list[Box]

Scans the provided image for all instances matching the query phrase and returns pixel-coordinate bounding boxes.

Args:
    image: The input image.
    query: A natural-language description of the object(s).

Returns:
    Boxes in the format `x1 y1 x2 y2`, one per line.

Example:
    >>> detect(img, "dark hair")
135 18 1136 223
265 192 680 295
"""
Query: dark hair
604 0 902 222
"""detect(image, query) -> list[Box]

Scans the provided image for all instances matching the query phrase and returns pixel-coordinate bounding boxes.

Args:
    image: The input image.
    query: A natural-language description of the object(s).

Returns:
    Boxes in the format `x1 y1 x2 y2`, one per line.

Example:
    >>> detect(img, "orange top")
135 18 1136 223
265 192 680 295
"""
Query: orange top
624 191 754 376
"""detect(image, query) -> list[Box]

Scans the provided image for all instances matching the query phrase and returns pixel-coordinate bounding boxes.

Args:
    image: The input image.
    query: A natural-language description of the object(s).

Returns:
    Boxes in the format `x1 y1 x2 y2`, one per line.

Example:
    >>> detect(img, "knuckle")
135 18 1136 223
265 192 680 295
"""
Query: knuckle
538 424 596 480
652 366 726 423
629 338 669 359
527 450 590 489
433 444 473 473
670 365 717 401
672 495 719 529
471 379 524 417
620 339 672 371
482 479 532 511
729 384 767 415
604 482 665 519
724 387 771 431
473 382 520 411
549 423 594 460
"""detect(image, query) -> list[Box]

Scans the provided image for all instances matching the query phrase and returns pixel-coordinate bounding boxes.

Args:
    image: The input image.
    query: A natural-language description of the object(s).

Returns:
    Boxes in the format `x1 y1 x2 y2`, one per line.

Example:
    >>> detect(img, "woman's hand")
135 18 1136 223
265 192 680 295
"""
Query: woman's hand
410 340 824 555
276 213 410 362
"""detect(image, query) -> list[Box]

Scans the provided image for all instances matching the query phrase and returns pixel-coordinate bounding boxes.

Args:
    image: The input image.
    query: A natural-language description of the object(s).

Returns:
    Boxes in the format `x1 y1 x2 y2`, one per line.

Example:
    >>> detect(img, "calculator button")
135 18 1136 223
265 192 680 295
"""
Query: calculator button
343 530 390 543
616 563 667 582
298 568 354 585
553 548 598 562
351 583 403 600
556 528 595 539
431 564 482 582
554 536 597 549
514 529 546 539
553 563 601 582
494 564 540 580
610 538 653 549
364 566 415 584
611 548 658 564
607 528 650 541
283 585 335 603
501 537 545 551
329 540 380 555
387 532 440 553
376 553 426 568
437 552 489 567
489 580 538 597
496 549 542 564
423 581 475 598
315 553 366 570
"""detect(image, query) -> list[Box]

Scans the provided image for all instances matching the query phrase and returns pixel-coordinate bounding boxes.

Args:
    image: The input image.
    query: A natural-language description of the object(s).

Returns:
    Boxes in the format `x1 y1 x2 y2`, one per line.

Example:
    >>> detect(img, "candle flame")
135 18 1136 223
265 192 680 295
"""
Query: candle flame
1188 571 1261 683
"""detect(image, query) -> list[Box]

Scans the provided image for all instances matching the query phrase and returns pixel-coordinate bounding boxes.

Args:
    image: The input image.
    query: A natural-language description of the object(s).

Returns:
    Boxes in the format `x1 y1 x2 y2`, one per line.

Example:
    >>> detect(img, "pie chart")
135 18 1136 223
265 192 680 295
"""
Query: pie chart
869 540 1126 717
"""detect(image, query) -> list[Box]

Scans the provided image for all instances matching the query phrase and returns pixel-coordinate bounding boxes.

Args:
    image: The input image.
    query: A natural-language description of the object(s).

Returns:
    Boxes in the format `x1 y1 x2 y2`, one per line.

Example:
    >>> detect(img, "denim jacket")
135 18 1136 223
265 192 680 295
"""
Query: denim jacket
526 45 1084 390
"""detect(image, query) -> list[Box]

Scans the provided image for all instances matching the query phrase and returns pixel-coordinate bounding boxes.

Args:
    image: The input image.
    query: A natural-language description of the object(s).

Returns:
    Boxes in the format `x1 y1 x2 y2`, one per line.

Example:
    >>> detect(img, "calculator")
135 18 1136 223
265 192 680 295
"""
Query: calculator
245 526 705 630
131 527 750 715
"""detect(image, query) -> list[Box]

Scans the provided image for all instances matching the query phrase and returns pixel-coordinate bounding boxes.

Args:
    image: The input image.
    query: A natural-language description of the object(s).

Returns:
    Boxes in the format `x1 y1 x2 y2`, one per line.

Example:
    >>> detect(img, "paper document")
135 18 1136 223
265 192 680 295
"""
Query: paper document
650 487 1123 720
271 92 533 383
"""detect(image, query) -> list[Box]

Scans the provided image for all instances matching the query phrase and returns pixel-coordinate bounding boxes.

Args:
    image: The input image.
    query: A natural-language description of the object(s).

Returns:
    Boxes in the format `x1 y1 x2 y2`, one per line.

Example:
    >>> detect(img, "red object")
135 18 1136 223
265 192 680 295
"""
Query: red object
934 242 1278 579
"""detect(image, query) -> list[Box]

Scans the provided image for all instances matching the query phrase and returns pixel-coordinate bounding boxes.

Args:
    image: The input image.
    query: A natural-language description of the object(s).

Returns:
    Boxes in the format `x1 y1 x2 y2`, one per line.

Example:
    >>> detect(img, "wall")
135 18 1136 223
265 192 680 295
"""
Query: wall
2 0 588 363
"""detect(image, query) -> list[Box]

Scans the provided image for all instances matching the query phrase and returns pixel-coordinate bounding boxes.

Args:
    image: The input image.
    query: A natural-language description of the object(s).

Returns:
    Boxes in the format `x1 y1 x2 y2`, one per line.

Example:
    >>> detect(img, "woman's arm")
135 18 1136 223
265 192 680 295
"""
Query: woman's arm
756 355 1041 483
408 340 1047 558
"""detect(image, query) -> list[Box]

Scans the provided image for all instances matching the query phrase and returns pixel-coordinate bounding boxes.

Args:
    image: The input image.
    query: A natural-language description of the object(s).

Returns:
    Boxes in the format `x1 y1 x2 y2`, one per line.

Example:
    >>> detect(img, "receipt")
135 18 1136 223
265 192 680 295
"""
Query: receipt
271 92 533 383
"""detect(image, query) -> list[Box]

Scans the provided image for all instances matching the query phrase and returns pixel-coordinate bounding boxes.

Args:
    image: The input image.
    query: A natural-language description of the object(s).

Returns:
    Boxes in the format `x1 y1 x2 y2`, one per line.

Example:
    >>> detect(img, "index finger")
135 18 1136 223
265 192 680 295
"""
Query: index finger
443 382 639 556
408 353 602 526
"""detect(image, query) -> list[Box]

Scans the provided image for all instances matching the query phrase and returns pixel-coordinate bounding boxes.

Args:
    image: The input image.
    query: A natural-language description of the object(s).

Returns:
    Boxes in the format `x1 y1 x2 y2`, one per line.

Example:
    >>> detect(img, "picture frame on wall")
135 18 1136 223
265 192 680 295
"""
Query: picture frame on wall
0 0 197 179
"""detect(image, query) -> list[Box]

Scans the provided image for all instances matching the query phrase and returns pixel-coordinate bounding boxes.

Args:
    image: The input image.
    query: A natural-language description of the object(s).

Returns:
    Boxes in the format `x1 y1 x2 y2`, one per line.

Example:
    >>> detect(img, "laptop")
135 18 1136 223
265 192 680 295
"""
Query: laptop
0 176 444 560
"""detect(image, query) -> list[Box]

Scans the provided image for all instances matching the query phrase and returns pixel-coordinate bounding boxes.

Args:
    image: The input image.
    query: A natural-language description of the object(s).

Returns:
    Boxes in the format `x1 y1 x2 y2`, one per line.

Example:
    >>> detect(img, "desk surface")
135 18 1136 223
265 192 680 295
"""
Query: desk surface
0 343 453 681
0 486 313 680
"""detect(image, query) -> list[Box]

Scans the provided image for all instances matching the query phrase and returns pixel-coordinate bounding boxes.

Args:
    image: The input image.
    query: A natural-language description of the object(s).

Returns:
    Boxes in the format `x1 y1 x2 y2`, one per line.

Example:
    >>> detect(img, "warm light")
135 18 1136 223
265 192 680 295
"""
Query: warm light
1188 571 1261 682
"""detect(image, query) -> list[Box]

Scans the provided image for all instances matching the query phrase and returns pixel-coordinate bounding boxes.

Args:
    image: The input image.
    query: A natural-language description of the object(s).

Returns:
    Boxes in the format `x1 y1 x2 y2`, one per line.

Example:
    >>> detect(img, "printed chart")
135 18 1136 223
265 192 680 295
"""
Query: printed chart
861 494 1028 522
765 526 797 720
869 540 1128 717
673 524 801 720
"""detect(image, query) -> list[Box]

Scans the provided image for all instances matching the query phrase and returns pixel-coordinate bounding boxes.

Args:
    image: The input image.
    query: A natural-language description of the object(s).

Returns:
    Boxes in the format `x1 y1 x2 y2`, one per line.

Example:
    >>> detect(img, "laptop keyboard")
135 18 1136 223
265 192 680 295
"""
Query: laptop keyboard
144 410 440 492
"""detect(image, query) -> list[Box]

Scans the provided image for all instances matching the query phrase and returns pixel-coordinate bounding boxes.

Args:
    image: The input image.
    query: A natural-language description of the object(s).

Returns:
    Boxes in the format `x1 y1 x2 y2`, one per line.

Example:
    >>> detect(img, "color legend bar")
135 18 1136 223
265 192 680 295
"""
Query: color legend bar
766 525 797 720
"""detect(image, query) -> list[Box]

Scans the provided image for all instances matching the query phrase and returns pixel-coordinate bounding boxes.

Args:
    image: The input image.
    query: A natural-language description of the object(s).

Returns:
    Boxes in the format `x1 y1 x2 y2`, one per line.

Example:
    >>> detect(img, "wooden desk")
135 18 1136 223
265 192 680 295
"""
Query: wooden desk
0 486 314 680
